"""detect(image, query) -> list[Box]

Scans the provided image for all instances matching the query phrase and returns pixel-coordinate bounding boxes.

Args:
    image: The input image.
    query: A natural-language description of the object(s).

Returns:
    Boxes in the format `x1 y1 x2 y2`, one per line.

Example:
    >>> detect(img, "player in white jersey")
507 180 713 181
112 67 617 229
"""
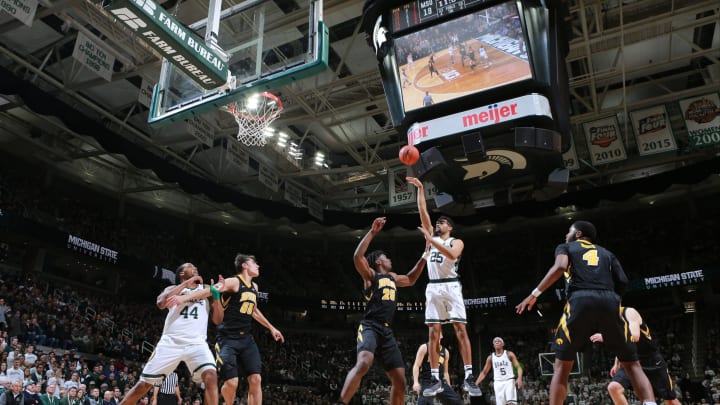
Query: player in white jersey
407 177 482 398
117 263 223 405
475 337 524 405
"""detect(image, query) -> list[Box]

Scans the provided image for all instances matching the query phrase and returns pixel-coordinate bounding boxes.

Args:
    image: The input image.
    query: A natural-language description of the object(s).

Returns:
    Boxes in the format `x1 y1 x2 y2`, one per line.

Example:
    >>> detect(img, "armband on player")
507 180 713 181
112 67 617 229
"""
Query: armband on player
210 285 221 300
531 288 542 298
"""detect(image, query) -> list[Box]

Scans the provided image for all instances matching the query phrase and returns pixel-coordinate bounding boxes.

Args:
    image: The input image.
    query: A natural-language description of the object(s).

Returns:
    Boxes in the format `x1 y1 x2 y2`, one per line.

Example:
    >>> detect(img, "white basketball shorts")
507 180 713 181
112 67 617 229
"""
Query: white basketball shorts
140 343 215 384
424 279 466 324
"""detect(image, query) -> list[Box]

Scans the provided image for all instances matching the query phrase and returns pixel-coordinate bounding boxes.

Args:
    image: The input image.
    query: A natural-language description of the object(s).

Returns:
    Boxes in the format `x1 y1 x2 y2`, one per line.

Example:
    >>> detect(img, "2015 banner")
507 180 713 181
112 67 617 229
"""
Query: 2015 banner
630 105 677 156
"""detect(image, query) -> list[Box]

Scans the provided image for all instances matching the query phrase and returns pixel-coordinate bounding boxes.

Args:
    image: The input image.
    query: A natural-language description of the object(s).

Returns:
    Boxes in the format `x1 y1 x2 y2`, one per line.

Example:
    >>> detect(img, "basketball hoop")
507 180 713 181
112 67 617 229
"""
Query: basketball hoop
226 92 283 146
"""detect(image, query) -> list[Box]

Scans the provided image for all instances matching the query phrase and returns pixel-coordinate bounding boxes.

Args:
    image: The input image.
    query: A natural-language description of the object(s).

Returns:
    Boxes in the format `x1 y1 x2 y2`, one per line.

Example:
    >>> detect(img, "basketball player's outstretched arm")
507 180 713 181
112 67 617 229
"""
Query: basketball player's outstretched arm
406 177 433 235
164 277 225 309
393 245 427 287
353 217 385 285
251 304 284 343
515 253 569 314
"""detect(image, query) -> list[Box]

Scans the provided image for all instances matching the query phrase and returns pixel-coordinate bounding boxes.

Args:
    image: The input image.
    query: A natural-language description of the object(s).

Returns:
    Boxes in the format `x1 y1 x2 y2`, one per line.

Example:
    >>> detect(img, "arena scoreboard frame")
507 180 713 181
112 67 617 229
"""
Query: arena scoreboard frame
363 0 572 210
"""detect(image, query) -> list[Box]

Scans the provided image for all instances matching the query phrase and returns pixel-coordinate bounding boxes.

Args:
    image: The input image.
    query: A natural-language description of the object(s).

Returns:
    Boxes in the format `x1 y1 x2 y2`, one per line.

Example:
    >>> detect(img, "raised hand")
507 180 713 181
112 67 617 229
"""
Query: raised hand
417 226 432 241
406 176 423 189
186 275 203 287
371 217 387 233
515 295 537 314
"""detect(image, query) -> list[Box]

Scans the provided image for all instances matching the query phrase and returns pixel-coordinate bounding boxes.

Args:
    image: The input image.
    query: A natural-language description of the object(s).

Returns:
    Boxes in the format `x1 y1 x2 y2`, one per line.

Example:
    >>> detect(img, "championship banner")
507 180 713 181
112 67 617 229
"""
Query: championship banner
186 116 213 147
258 163 280 192
225 140 249 171
562 137 580 170
307 197 323 221
629 105 677 156
583 116 627 166
284 181 303 207
72 32 115 81
67 234 119 263
0 0 38 26
679 93 720 147
388 167 415 207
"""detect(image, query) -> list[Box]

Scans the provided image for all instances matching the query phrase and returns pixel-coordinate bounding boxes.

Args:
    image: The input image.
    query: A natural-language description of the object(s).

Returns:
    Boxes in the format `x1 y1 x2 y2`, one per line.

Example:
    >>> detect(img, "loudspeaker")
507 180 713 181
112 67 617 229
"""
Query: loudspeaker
514 127 562 152
535 128 561 152
412 146 447 179
433 192 455 208
462 132 485 155
533 168 570 201
514 127 536 148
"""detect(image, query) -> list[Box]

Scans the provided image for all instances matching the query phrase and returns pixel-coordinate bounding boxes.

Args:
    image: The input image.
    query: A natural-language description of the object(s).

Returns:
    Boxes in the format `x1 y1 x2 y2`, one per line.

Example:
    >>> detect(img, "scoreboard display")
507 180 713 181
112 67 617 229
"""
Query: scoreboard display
391 0 485 32
363 0 572 209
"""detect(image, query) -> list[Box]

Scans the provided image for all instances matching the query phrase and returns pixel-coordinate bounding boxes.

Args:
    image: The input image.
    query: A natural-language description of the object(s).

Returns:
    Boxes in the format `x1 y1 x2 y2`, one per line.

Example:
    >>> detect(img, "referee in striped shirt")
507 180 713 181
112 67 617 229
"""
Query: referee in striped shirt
152 372 181 405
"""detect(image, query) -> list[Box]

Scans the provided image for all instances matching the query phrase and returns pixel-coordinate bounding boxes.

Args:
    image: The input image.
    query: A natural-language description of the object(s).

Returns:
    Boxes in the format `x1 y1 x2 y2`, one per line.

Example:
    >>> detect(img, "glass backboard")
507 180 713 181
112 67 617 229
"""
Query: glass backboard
149 0 328 126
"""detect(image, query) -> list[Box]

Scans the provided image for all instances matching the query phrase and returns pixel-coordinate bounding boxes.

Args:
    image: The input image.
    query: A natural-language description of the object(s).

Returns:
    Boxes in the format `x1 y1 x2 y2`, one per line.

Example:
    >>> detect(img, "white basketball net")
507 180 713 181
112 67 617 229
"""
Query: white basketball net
227 92 283 147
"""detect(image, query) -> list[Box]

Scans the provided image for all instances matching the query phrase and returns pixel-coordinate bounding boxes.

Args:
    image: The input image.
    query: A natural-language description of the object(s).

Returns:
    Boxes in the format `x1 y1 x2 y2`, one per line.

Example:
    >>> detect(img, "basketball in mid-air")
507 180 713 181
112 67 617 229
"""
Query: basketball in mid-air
399 145 420 166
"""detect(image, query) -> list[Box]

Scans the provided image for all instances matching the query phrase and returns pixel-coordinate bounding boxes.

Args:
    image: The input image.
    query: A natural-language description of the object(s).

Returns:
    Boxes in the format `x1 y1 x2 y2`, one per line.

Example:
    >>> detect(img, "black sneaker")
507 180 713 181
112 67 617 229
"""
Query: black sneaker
422 376 444 397
463 375 482 396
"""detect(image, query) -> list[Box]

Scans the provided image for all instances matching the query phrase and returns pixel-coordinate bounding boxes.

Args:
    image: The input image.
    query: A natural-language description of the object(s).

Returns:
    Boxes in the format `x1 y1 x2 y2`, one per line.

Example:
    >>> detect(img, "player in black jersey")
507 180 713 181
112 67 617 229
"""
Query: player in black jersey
515 221 658 405
336 217 427 405
590 307 681 405
215 254 284 405
412 332 462 405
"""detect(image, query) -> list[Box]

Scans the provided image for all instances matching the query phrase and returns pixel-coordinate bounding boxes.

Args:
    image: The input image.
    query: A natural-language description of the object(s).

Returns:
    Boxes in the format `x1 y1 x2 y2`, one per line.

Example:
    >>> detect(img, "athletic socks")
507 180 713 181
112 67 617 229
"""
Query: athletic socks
431 368 439 380
464 364 473 379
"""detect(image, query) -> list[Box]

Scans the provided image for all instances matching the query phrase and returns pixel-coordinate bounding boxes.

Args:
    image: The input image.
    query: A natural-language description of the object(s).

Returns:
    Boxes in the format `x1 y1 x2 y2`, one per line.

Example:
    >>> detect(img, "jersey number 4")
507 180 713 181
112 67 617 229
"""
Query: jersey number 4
582 249 599 266
180 306 199 319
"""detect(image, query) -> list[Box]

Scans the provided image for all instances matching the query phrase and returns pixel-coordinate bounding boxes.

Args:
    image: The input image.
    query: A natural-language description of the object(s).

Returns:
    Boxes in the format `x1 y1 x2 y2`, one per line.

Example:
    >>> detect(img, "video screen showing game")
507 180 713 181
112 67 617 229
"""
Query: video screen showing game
393 1 532 112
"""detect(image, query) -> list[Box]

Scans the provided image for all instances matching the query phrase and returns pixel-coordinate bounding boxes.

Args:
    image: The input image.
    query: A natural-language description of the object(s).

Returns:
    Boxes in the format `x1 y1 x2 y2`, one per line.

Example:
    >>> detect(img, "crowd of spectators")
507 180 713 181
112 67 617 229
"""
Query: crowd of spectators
0 261 709 405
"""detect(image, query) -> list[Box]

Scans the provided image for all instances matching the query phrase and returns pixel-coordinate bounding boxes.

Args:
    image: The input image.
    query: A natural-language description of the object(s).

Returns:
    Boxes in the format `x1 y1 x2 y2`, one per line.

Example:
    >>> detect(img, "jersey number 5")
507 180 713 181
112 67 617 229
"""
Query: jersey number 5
582 249 599 266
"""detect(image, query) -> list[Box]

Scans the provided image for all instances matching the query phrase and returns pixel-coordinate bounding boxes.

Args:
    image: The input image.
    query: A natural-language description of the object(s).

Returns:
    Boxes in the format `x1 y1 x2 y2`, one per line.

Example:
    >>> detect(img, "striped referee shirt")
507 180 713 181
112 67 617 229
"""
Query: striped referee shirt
158 372 179 395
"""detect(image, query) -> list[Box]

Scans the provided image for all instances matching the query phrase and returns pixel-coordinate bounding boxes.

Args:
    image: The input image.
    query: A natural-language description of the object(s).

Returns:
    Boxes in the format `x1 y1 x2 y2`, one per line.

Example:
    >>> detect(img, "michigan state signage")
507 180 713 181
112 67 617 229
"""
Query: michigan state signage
105 0 227 89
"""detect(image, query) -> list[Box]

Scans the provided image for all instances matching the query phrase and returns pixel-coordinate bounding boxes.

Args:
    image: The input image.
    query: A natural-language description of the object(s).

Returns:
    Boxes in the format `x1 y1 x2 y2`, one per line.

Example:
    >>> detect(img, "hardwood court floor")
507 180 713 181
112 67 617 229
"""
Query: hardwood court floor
400 38 532 111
